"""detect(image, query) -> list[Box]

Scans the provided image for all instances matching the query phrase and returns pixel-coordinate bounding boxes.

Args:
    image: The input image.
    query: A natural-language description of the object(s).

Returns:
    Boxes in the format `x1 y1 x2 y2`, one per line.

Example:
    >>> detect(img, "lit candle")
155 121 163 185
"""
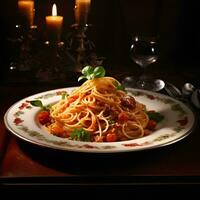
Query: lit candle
75 0 91 26
18 0 35 27
46 4 63 43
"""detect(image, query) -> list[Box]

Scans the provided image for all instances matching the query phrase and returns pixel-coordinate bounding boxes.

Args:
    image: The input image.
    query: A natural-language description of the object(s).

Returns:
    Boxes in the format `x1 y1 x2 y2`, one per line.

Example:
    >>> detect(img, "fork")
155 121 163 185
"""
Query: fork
164 82 186 101
164 82 200 109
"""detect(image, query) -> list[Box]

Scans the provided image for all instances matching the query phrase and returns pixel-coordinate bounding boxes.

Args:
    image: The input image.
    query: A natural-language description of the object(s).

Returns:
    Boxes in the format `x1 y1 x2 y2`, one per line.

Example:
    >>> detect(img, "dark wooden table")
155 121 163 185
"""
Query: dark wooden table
1 66 200 193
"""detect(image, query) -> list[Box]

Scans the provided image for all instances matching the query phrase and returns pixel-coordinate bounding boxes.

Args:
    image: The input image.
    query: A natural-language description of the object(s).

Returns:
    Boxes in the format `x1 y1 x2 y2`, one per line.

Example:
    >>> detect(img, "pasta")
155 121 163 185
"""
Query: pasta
45 76 153 142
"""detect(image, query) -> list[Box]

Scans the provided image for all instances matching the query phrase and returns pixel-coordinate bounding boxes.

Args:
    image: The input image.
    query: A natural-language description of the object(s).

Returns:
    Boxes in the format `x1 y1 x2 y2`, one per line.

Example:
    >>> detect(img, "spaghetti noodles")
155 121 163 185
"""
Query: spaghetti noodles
46 76 153 142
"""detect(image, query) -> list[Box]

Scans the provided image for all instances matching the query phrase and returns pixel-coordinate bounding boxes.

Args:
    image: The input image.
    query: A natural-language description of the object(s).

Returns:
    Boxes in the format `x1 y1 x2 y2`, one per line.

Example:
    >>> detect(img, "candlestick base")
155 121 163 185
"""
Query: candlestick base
8 25 39 72
34 41 75 82
65 24 105 72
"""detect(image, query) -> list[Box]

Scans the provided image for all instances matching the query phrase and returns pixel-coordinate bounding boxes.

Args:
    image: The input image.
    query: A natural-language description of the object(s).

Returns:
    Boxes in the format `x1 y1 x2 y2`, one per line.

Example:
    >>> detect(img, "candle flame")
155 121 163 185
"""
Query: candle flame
52 4 57 16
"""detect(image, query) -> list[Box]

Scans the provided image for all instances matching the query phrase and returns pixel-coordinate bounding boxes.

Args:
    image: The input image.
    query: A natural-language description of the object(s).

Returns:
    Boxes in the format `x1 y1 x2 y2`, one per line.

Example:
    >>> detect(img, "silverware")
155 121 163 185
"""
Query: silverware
164 82 183 99
153 79 165 92
182 83 200 108
182 83 196 96
165 82 200 109
191 89 200 108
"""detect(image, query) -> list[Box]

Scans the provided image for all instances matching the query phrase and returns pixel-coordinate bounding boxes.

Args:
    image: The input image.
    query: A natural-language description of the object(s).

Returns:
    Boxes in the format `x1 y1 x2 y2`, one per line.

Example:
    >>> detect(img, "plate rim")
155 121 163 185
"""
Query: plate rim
4 87 197 153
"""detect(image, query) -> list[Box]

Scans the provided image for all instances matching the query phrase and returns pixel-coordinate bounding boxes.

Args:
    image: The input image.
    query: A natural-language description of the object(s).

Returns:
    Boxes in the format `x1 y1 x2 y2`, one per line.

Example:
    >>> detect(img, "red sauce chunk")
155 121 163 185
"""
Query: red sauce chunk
120 95 136 110
37 111 51 125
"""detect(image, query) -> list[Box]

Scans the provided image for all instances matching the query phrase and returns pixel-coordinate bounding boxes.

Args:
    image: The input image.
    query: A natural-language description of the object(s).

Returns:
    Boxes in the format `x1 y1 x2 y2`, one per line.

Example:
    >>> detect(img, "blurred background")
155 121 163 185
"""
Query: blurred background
0 0 199 84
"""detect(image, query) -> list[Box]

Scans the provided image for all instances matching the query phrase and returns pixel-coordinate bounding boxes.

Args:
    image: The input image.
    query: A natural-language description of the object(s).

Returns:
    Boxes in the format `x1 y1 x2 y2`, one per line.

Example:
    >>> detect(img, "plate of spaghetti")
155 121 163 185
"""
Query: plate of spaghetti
4 67 196 153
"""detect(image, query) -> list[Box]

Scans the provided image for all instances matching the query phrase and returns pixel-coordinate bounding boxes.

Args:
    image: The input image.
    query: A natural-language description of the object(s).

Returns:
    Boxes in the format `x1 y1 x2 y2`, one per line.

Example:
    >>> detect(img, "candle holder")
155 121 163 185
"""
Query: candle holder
65 24 105 72
8 24 39 72
6 0 40 77
34 40 75 82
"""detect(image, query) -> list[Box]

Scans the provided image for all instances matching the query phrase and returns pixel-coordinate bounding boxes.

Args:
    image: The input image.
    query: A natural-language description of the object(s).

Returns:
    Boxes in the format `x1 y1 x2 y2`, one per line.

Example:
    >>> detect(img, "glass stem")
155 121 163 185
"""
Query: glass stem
140 66 147 79
137 65 148 89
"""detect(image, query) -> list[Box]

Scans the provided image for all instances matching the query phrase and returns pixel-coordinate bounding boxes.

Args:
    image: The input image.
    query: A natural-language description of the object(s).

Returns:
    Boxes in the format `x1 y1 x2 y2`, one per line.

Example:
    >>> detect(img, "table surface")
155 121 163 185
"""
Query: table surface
1 66 200 188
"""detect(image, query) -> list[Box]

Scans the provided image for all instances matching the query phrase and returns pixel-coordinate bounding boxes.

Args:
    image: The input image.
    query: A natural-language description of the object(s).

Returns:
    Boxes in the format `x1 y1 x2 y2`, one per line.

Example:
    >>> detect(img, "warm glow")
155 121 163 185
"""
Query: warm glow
52 4 57 16
18 0 35 27
75 0 91 25
46 4 63 42
76 0 91 4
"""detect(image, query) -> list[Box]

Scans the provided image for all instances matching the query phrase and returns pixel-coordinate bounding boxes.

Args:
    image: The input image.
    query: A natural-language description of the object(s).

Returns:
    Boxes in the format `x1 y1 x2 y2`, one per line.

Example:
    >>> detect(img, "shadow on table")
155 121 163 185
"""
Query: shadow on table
17 137 189 176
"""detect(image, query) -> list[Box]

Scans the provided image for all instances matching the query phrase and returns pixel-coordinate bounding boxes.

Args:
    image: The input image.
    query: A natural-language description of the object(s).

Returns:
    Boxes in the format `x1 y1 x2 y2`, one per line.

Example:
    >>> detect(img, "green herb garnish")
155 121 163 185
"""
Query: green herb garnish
78 66 106 82
147 111 164 123
114 81 127 93
61 91 68 100
29 100 51 111
71 128 91 141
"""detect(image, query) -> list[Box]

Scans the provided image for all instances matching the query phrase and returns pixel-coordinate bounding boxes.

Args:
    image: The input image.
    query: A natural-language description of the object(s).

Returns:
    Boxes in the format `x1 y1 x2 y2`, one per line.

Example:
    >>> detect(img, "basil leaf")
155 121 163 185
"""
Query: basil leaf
82 66 94 76
78 75 86 82
88 73 95 80
61 92 68 99
93 66 105 78
147 111 164 123
114 81 127 92
30 100 43 108
78 66 106 81
29 100 50 111
116 84 125 91
46 105 52 110
71 128 91 141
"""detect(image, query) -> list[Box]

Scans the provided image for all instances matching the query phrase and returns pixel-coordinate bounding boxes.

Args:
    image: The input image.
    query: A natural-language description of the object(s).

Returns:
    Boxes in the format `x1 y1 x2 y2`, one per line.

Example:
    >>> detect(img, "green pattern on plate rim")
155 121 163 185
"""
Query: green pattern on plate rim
8 88 194 151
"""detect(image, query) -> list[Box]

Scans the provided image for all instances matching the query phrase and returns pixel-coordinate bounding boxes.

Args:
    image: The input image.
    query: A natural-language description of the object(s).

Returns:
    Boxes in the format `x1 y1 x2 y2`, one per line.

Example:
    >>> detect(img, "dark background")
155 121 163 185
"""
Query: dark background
0 0 200 83
1 1 200 192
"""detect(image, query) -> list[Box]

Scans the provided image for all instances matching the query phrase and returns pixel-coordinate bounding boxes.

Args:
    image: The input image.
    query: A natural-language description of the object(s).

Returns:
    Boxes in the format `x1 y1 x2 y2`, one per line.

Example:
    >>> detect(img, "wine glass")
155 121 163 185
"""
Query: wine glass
123 35 165 91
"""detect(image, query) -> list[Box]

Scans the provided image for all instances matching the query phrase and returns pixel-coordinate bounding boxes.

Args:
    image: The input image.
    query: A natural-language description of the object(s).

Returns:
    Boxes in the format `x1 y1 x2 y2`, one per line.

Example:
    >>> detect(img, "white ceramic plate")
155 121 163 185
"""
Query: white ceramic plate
4 87 196 153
